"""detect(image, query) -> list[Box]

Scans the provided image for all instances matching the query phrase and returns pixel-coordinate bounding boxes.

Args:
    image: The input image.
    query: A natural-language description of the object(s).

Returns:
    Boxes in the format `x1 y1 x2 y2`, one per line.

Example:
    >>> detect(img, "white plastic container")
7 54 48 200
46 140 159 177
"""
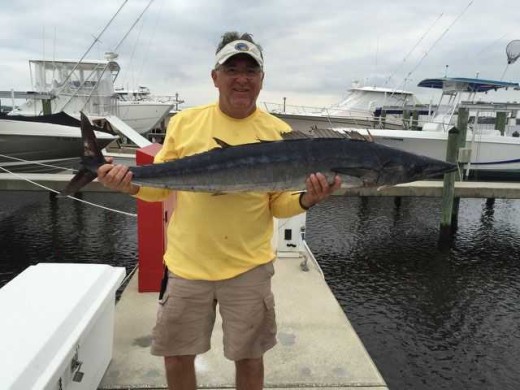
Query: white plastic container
274 213 306 256
0 263 125 390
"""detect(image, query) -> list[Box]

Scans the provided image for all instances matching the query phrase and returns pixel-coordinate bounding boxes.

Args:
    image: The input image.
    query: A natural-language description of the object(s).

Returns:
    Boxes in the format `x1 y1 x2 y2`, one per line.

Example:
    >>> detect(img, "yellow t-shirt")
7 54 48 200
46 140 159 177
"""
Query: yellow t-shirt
136 103 306 280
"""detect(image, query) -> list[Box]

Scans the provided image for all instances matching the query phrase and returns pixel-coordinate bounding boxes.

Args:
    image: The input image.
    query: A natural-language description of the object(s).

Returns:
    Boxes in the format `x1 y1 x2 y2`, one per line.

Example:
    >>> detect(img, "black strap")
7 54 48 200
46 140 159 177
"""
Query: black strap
158 266 169 300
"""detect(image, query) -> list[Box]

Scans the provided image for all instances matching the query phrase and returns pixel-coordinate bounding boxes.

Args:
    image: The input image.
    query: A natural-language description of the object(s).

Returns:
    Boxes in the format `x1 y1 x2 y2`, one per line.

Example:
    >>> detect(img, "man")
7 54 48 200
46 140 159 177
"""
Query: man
98 31 341 390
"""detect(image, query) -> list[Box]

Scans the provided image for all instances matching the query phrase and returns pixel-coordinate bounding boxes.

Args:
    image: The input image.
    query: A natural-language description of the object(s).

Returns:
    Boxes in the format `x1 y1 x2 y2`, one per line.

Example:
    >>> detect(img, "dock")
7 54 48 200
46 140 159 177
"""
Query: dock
339 180 520 199
99 252 388 389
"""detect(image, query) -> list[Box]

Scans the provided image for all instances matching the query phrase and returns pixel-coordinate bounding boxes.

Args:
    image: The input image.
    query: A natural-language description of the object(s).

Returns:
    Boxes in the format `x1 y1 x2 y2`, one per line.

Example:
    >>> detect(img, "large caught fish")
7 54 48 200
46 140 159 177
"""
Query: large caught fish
61 113 457 195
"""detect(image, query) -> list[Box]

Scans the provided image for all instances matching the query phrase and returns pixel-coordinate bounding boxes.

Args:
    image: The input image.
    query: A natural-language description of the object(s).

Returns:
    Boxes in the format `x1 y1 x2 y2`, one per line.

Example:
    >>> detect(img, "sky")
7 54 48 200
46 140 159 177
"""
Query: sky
1 0 520 111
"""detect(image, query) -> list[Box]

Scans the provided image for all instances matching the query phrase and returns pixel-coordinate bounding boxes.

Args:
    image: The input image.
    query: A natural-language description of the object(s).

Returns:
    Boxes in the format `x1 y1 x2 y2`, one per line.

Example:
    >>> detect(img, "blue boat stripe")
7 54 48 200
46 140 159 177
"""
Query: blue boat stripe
470 158 520 166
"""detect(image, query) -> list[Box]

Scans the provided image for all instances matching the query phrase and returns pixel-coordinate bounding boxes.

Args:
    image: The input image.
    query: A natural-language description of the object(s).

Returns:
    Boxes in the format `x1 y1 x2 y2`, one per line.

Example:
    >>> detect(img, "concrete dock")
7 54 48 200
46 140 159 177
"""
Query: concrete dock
99 253 388 389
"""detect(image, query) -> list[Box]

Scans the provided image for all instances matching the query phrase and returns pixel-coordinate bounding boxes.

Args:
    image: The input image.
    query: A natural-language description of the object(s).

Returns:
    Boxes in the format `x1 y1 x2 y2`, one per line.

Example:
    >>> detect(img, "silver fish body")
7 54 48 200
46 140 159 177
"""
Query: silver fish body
129 137 457 192
60 113 457 196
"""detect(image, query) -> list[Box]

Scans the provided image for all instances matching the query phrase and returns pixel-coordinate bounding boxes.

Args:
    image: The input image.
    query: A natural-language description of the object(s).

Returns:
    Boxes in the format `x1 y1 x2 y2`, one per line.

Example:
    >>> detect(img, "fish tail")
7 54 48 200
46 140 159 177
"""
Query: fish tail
59 112 107 196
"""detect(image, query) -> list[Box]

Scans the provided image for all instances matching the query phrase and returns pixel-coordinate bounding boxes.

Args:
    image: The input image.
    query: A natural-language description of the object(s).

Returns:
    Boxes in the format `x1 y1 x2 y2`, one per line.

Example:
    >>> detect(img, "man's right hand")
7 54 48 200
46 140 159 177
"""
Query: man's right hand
97 157 139 195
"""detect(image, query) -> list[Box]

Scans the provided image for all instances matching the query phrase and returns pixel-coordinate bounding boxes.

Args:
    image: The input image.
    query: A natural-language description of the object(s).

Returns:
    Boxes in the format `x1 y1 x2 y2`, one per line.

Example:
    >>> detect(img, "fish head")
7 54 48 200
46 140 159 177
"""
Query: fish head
375 156 458 186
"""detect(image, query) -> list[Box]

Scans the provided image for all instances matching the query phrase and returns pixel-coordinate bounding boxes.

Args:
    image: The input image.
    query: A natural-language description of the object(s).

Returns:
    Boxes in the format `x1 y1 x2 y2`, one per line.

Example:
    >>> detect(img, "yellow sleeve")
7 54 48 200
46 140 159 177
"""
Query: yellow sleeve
269 191 307 218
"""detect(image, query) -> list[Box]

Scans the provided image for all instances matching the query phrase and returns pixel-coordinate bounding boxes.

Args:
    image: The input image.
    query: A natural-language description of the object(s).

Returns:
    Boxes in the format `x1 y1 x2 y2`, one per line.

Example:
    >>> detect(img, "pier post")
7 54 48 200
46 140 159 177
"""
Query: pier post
453 106 469 205
439 127 460 242
403 109 410 129
380 109 387 128
411 110 419 130
42 99 52 115
495 112 507 136
439 107 469 243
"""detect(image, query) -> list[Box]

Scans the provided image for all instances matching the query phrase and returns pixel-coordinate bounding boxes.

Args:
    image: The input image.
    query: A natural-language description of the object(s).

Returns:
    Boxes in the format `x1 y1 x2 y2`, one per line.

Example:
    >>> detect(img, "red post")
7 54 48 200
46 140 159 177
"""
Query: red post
135 144 175 292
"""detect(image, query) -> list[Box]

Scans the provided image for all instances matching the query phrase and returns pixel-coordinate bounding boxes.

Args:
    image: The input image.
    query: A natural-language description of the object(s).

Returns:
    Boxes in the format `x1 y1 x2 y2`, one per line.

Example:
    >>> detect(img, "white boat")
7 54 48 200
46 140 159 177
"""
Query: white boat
9 53 173 134
338 77 520 180
266 84 420 131
0 112 117 173
114 85 185 134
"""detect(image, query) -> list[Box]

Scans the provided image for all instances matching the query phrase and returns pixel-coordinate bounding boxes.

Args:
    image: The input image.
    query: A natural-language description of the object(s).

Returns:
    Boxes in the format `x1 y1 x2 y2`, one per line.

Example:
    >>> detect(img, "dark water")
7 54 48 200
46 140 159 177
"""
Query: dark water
306 196 520 390
2 192 520 389
0 192 137 289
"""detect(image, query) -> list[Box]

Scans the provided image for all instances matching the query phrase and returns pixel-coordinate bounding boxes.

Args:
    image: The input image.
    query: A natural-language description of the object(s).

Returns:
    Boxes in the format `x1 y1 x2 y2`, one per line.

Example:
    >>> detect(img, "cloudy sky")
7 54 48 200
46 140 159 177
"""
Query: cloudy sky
1 0 519 110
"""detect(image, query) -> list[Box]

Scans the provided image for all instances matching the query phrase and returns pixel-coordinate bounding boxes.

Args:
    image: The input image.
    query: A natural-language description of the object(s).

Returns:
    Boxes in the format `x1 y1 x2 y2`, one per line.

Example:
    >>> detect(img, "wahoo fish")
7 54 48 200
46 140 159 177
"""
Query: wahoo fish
61 113 457 195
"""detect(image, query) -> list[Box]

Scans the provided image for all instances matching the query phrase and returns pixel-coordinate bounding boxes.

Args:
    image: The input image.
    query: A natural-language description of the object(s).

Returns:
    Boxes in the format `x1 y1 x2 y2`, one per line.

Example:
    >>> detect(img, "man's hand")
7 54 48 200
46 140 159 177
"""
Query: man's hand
300 173 341 209
97 157 139 195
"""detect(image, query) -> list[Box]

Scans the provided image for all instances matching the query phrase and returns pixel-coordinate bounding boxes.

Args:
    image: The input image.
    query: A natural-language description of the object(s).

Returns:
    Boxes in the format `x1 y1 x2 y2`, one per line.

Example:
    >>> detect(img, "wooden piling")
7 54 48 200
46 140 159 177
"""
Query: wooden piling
439 107 470 242
42 99 52 115
380 109 387 128
451 107 469 220
411 110 420 130
439 127 460 242
495 112 507 136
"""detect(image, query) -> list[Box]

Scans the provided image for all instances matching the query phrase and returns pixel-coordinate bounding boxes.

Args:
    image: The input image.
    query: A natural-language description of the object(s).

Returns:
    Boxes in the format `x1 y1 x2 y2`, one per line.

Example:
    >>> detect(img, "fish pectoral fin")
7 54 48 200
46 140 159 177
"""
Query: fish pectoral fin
213 137 232 148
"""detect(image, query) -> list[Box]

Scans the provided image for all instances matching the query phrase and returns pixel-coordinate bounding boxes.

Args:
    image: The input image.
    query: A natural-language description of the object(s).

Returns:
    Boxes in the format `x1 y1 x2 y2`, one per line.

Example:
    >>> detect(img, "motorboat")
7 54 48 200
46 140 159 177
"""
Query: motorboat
9 53 173 135
266 84 420 131
338 77 520 180
0 112 117 173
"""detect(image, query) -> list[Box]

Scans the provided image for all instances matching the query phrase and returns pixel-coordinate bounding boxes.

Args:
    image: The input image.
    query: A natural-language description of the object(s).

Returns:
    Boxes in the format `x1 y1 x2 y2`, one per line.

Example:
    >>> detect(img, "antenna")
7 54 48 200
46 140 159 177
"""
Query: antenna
383 12 443 87
53 0 129 97
395 1 474 92
113 0 155 52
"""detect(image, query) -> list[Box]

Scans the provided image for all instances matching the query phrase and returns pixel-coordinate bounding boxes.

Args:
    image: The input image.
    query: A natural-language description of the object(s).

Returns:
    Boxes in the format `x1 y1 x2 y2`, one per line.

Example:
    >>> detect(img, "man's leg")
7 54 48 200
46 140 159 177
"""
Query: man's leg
164 355 196 390
236 357 264 390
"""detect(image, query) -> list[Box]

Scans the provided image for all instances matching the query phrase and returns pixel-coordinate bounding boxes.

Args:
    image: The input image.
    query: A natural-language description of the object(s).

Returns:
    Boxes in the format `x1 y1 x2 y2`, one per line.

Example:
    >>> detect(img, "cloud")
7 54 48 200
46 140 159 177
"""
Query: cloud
1 0 520 108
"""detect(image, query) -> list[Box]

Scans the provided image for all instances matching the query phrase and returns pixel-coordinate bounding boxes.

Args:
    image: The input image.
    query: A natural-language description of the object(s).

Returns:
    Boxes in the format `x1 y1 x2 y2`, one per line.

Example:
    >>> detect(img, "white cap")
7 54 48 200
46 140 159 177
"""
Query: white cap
215 40 263 68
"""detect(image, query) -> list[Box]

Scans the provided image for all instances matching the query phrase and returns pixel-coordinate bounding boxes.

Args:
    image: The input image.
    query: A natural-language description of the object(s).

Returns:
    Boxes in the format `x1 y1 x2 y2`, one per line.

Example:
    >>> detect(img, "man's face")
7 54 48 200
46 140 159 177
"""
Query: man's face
211 54 264 119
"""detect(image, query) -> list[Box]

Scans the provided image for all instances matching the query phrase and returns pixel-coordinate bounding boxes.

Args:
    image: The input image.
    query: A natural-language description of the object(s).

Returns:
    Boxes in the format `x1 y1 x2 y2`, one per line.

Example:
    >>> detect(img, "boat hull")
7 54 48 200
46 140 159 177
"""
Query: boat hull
115 101 173 134
353 129 520 180
0 116 117 173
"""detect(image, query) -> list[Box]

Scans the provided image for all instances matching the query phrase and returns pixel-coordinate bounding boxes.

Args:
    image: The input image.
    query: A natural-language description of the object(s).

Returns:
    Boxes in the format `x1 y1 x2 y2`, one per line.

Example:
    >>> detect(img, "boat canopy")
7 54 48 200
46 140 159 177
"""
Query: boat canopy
417 77 520 93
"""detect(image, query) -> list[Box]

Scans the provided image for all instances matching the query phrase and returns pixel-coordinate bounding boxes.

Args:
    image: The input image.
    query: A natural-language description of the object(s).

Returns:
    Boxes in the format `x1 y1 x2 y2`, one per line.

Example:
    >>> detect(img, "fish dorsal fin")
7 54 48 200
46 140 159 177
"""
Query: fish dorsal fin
281 128 372 141
280 130 312 140
256 138 276 143
213 137 232 148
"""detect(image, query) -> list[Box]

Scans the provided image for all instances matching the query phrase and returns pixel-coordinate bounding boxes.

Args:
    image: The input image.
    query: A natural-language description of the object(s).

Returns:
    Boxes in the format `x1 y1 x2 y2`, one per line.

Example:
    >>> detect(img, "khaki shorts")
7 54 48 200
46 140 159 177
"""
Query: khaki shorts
151 261 277 361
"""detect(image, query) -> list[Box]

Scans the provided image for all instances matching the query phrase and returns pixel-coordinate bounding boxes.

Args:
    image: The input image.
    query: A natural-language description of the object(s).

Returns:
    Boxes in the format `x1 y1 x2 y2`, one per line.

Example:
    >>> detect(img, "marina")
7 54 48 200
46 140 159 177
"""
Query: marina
2 2 520 389
1 191 520 389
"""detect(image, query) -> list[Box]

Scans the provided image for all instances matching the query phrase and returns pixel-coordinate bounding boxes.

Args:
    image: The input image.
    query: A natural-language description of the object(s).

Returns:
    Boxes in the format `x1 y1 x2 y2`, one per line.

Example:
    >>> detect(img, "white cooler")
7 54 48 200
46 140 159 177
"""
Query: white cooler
0 263 125 390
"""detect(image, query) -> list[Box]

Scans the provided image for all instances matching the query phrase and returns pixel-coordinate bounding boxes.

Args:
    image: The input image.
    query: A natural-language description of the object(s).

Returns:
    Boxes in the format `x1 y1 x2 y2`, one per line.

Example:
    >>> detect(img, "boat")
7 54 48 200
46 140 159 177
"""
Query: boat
265 84 420 131
0 112 117 173
337 77 520 180
114 85 185 136
9 53 174 135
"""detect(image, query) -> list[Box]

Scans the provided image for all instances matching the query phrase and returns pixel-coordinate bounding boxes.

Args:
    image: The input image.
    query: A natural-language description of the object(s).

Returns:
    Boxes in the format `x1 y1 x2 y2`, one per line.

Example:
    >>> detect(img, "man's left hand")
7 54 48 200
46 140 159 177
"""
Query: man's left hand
300 173 341 209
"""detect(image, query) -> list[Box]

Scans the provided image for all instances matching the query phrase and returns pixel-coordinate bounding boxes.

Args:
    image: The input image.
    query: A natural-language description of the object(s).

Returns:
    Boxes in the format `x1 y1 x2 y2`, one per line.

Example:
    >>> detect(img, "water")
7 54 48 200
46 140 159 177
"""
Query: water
2 192 520 389
306 196 520 390
0 192 137 289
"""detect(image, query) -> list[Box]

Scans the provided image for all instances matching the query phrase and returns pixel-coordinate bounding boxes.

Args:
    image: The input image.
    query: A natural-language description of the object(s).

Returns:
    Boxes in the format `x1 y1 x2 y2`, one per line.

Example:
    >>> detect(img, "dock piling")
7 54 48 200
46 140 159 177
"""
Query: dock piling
439 127 459 241
439 107 470 242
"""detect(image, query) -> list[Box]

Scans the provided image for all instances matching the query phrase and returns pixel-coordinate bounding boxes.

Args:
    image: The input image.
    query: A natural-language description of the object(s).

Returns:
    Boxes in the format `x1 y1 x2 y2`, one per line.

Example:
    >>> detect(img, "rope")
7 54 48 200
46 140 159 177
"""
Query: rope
0 153 76 172
0 163 137 218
